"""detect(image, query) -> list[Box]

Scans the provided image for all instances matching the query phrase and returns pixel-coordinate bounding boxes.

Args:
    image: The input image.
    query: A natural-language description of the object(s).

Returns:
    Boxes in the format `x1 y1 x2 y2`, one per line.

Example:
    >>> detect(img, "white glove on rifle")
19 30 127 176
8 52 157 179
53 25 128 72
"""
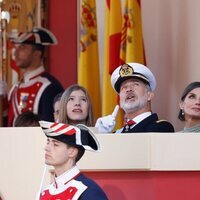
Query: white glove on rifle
95 105 119 133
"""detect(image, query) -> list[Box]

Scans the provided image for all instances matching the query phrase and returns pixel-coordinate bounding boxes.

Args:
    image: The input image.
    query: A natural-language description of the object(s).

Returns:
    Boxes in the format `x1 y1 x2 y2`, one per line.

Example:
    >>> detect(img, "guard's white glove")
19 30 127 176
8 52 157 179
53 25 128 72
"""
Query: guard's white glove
0 79 7 96
95 105 119 133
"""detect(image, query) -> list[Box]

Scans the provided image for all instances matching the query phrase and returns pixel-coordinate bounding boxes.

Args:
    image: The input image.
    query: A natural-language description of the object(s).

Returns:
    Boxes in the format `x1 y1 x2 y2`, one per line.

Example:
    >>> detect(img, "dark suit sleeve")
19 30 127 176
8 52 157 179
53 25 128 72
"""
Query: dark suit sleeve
80 187 108 200
78 175 108 200
149 121 175 132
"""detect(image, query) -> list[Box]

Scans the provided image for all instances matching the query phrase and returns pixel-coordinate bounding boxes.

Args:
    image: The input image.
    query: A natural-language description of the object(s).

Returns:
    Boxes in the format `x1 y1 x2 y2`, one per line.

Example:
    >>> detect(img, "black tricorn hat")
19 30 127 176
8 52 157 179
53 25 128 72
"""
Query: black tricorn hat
39 121 101 152
11 27 57 45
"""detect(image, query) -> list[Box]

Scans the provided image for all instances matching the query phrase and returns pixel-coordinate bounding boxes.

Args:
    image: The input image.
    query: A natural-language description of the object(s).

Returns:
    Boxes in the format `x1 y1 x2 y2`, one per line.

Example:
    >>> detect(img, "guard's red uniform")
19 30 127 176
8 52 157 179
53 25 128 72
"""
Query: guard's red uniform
40 166 87 200
39 166 108 200
8 66 64 126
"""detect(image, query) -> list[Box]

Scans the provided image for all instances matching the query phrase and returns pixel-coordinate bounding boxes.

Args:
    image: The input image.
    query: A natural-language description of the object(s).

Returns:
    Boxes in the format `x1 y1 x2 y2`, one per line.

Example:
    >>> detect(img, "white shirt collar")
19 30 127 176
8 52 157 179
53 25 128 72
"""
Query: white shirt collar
23 66 45 82
131 112 152 124
54 165 80 186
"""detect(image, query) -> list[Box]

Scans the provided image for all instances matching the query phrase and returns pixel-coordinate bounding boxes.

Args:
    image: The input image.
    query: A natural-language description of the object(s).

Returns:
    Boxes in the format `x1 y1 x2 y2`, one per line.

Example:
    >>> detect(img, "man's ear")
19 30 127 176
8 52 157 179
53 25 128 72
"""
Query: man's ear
147 91 154 101
33 49 42 58
67 146 78 158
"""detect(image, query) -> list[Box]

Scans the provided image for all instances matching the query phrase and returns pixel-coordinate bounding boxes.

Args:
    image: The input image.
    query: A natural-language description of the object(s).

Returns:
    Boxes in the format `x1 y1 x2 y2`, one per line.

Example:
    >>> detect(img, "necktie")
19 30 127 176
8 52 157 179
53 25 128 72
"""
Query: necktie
124 119 136 132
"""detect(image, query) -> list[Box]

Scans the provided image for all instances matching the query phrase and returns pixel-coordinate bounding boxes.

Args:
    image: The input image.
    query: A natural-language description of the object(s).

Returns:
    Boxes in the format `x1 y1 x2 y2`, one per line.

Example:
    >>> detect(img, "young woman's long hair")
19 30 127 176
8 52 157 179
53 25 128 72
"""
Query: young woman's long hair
58 84 94 126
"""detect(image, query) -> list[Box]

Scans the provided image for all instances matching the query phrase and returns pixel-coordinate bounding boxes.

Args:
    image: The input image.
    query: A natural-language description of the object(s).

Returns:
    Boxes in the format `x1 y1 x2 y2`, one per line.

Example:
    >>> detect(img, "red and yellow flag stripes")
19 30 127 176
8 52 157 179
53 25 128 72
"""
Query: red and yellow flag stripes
102 0 124 129
78 0 101 121
120 0 145 64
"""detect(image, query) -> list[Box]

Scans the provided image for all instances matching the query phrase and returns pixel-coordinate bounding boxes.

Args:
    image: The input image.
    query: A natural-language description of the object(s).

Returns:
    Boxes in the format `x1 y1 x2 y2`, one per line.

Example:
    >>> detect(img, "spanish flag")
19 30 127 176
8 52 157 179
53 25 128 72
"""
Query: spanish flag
120 0 145 64
102 0 124 129
78 0 101 121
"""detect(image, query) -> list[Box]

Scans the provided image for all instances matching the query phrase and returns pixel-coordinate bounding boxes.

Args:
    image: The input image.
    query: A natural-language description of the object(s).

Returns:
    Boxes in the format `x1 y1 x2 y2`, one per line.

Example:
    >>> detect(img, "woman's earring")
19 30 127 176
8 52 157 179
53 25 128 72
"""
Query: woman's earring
181 109 185 116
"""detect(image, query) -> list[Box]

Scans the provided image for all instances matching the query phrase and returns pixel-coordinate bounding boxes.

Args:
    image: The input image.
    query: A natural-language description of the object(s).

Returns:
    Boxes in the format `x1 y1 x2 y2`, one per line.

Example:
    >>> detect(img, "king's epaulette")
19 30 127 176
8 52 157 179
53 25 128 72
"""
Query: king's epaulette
156 119 168 123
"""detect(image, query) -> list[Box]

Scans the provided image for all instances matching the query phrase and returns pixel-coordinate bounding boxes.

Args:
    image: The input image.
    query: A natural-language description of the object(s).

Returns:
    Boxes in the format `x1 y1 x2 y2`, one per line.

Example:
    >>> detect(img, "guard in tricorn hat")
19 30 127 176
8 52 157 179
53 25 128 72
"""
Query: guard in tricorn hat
37 121 108 200
12 27 57 45
95 62 175 133
7 27 64 126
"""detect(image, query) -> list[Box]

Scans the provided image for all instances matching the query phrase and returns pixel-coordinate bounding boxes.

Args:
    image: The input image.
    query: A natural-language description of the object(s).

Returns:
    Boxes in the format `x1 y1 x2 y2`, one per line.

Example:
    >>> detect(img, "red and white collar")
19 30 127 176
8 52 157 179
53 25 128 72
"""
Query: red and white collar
45 165 87 198
23 66 45 82
54 165 80 187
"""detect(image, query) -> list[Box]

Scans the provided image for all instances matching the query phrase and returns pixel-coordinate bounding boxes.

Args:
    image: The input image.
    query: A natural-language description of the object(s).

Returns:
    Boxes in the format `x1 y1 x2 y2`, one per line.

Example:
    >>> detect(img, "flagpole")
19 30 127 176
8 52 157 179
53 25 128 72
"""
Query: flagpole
0 0 10 127
0 0 3 127
35 164 47 200
37 0 41 27
0 0 4 127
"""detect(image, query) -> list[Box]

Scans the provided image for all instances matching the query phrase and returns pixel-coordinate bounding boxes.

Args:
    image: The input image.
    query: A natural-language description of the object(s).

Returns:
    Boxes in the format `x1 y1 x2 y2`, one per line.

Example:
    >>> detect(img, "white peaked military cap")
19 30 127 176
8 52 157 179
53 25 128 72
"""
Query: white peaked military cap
111 63 157 93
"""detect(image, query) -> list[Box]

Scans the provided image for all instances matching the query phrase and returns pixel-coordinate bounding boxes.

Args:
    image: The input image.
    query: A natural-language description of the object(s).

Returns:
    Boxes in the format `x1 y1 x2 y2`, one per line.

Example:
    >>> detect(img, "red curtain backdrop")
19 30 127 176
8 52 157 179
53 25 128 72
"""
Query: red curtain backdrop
49 0 77 88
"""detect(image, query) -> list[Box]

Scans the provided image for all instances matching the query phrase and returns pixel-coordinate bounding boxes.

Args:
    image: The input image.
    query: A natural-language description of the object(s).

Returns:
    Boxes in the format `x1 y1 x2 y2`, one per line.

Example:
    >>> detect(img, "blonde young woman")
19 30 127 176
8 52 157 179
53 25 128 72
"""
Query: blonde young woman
58 84 94 126
178 81 200 132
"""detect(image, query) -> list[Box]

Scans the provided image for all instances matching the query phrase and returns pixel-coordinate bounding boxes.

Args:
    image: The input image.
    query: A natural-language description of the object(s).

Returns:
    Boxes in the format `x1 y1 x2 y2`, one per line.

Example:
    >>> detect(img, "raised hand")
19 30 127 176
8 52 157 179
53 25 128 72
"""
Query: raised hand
95 105 119 133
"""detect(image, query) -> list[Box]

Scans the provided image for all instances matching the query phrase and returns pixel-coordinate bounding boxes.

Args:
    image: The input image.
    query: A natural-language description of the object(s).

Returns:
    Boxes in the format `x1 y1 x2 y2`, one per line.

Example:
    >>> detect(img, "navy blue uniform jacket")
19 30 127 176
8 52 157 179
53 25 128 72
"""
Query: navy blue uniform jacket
122 113 174 133
76 174 108 200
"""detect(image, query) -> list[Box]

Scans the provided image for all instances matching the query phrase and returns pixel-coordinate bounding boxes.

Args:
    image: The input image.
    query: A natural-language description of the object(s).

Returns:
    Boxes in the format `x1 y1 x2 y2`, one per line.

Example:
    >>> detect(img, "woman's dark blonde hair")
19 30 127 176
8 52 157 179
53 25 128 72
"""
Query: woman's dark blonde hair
58 84 94 126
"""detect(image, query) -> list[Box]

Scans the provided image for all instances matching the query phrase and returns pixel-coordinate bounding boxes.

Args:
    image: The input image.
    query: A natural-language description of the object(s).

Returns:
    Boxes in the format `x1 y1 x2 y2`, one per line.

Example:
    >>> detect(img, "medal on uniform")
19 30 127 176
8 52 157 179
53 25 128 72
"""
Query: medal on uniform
125 125 129 132
124 120 136 132
19 93 29 111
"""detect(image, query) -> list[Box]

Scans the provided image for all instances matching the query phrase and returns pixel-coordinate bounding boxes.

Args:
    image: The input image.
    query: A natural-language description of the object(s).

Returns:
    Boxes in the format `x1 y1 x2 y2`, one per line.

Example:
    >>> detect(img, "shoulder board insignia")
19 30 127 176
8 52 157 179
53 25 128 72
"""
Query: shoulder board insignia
156 120 167 123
